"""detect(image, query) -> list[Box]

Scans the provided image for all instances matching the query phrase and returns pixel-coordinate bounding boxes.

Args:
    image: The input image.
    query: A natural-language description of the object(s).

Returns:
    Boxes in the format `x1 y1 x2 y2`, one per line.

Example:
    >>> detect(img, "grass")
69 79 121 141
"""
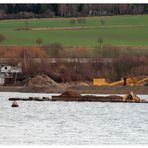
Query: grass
0 15 148 46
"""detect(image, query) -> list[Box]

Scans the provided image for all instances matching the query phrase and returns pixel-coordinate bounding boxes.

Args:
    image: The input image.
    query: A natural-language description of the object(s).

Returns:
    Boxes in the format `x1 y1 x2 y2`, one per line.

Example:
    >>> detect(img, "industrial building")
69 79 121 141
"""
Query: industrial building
0 64 22 85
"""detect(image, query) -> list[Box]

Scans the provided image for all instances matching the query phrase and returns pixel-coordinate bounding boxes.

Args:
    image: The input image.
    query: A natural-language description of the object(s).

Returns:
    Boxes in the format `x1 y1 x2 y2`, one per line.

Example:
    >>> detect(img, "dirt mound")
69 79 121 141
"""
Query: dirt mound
60 90 81 97
25 74 63 89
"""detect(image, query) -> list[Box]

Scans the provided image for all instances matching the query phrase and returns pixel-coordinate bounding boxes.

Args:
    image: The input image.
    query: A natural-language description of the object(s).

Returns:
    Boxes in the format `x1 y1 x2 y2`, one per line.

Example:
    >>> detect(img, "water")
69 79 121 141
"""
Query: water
0 92 148 144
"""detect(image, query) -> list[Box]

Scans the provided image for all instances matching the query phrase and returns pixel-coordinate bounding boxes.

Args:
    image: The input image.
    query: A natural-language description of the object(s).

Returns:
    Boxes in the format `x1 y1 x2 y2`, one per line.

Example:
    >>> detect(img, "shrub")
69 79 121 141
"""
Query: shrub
69 19 76 25
100 19 105 25
44 43 63 58
36 38 43 45
15 27 31 31
0 34 5 43
77 18 86 24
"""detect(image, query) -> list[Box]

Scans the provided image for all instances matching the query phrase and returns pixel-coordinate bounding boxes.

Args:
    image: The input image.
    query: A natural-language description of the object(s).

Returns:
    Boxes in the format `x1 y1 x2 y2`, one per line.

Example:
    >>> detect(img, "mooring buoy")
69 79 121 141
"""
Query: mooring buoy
11 101 19 107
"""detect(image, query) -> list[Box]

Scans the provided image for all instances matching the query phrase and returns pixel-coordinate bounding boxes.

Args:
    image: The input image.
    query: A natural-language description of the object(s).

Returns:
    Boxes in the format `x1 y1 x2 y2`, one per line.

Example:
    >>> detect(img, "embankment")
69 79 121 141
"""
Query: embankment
0 86 148 94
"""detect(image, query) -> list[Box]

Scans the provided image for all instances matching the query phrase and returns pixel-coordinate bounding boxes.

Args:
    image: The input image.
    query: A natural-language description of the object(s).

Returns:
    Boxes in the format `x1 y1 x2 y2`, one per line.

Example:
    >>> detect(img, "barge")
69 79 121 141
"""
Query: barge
8 91 148 103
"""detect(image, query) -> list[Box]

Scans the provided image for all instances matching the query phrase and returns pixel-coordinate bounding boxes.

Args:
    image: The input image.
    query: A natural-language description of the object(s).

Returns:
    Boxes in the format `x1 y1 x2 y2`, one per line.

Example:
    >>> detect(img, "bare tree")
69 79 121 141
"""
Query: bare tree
44 43 63 58
58 4 67 16
19 48 28 74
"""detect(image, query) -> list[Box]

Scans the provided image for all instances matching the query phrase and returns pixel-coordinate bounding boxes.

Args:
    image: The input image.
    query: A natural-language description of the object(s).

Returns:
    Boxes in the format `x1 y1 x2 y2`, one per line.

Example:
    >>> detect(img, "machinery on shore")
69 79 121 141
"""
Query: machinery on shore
93 76 148 86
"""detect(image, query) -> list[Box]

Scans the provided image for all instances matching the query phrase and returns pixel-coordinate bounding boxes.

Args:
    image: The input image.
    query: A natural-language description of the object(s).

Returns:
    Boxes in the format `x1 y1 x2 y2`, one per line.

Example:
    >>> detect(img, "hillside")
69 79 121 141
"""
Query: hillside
0 15 148 46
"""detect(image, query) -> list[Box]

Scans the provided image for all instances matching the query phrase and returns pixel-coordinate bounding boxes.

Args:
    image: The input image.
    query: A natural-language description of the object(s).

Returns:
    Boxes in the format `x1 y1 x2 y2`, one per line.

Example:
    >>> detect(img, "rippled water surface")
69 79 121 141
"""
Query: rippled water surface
0 92 148 144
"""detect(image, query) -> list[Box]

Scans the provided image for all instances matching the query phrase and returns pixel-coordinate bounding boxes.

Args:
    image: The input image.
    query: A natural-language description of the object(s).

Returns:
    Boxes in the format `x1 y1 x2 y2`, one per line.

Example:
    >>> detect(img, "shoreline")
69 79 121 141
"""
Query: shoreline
0 86 148 95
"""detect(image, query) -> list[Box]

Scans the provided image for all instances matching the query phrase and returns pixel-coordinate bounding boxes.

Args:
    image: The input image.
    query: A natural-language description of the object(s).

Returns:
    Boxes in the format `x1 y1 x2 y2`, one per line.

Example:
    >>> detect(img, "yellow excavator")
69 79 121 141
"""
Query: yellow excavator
136 77 148 85
109 77 137 86
93 76 148 86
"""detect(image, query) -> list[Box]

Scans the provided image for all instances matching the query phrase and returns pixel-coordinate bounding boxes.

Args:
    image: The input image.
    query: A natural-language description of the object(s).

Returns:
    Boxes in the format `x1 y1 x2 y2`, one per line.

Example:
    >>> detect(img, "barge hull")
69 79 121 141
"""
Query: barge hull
8 96 148 103
51 96 148 103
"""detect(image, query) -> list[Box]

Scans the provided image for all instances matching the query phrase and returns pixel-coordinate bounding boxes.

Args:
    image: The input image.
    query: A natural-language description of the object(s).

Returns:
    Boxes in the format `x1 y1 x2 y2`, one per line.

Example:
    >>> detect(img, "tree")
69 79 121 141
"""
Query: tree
36 38 43 45
0 34 5 43
58 4 67 16
81 4 90 16
25 20 29 28
97 37 103 49
100 19 105 26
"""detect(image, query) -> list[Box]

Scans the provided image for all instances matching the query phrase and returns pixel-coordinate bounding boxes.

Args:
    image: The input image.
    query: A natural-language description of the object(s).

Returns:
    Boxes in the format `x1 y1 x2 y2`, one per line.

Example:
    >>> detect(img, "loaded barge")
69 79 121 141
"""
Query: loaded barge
9 91 148 103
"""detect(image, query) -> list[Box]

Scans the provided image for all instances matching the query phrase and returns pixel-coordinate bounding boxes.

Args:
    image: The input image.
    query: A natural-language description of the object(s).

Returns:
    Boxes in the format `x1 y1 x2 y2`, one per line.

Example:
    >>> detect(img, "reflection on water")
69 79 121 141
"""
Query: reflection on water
0 92 148 144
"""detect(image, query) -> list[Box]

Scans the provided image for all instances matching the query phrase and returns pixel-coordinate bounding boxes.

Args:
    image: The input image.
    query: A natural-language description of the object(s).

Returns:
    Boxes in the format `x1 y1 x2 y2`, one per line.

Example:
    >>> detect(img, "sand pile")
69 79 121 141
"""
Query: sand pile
25 74 63 89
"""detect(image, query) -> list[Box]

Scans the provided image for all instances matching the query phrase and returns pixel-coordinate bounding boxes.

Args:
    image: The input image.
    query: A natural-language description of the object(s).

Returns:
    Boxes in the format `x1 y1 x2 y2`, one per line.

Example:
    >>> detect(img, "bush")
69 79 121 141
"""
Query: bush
36 38 43 45
0 34 5 43
15 27 31 31
100 19 105 25
69 19 76 25
77 18 86 24
40 10 55 18
43 43 63 58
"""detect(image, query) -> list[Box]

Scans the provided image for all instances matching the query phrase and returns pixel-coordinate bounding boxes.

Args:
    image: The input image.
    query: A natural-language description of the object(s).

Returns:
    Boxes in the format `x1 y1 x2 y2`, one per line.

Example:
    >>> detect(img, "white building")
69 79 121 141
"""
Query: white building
0 73 5 85
0 64 22 85
0 64 22 73
1 65 12 73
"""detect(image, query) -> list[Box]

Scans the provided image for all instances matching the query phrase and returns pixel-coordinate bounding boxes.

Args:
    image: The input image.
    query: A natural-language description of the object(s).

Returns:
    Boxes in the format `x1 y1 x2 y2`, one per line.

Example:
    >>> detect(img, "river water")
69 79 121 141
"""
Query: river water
0 92 148 144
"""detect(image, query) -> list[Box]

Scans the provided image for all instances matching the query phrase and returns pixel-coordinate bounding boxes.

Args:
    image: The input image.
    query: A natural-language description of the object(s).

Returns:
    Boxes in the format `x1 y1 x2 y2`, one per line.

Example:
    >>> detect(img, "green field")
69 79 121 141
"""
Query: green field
1 15 148 46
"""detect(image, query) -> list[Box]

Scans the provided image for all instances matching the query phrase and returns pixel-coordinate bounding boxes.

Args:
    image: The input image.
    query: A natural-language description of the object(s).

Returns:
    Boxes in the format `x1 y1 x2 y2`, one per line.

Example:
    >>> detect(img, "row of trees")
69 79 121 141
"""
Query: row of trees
0 46 148 81
0 4 148 19
20 55 148 82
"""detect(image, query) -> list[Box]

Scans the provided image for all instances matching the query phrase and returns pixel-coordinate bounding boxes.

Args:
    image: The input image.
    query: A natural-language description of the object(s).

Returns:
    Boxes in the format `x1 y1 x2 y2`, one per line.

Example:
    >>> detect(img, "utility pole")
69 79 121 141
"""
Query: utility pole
99 4 102 16
22 48 27 72
14 72 17 85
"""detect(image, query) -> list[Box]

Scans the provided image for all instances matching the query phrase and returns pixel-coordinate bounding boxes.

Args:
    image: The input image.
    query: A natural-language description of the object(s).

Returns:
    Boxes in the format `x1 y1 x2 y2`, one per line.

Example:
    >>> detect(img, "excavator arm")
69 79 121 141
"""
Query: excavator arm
109 77 137 86
136 77 148 85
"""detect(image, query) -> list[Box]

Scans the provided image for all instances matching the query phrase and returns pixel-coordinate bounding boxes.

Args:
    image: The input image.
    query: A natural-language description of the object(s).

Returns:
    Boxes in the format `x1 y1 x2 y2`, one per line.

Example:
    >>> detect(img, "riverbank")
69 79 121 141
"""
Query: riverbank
0 86 148 94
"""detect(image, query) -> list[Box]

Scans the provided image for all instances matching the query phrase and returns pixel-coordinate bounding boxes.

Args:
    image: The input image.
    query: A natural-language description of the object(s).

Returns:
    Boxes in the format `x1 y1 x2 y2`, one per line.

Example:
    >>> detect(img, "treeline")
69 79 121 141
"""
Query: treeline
0 4 148 19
